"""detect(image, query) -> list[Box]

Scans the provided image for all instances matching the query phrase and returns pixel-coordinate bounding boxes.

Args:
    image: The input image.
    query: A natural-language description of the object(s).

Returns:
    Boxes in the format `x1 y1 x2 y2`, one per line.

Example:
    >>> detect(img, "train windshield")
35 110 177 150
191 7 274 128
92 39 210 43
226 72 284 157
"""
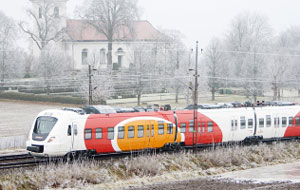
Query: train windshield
33 117 57 140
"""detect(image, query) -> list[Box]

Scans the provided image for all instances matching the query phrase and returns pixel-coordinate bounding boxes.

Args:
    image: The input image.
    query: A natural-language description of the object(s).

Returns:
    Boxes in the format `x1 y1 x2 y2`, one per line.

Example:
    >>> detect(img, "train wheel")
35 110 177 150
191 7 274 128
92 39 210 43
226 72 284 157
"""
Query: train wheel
63 152 75 162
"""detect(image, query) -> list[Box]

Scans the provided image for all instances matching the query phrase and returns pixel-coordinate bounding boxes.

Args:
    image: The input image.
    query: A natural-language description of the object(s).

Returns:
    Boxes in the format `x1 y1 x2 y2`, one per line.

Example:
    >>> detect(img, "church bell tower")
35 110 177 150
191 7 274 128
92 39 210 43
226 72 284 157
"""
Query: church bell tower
29 0 69 28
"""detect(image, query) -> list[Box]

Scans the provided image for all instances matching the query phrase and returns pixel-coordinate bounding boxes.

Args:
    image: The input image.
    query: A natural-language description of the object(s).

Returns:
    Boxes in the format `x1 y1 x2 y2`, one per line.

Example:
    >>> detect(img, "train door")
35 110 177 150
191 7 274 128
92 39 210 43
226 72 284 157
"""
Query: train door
71 121 79 151
145 122 151 149
149 121 155 148
273 114 280 138
230 117 238 142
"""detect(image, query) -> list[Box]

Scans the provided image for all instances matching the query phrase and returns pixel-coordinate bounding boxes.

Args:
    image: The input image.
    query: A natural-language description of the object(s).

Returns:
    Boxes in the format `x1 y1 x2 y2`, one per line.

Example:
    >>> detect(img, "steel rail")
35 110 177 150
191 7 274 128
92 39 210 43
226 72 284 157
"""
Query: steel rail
0 159 49 170
0 153 33 162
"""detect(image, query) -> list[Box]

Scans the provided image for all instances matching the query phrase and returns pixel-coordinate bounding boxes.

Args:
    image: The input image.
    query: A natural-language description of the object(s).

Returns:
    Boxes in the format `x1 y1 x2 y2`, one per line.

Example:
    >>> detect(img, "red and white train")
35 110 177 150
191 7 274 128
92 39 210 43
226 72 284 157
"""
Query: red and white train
26 105 300 157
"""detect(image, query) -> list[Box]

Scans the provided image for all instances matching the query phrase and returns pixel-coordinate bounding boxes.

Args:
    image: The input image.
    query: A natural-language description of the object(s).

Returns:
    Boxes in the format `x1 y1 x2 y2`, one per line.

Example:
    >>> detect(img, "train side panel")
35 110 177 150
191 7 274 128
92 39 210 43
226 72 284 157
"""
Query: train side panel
201 108 254 143
84 112 182 154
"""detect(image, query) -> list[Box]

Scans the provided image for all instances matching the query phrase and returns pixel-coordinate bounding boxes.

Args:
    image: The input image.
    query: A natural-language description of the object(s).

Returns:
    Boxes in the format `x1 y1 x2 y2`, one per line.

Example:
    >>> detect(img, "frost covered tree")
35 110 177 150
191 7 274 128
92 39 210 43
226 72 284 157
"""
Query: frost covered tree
82 0 139 68
19 1 66 51
225 12 272 102
32 47 71 94
19 1 70 93
131 43 153 106
78 51 115 104
268 31 292 100
279 27 300 97
0 11 18 83
161 29 188 103
205 38 224 101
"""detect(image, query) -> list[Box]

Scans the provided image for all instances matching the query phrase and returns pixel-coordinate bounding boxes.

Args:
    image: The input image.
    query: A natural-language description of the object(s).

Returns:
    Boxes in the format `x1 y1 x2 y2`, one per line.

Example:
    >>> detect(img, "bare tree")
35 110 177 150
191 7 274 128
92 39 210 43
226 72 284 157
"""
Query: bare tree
82 0 139 68
280 27 300 97
205 38 224 100
19 1 69 94
132 44 152 106
225 12 272 102
79 70 114 104
19 1 66 51
268 32 291 100
161 29 188 103
82 50 114 104
31 46 71 94
0 11 17 83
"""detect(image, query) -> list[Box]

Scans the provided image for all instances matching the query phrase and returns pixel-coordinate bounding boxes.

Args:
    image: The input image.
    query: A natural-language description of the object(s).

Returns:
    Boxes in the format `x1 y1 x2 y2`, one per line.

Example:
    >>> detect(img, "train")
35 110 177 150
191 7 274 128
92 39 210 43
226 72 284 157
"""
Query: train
26 104 300 158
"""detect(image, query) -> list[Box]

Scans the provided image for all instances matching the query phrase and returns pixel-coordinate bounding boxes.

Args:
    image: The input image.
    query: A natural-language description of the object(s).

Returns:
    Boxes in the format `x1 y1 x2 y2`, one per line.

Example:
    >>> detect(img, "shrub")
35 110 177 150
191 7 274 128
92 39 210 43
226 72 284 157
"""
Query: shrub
1 142 300 189
0 91 86 105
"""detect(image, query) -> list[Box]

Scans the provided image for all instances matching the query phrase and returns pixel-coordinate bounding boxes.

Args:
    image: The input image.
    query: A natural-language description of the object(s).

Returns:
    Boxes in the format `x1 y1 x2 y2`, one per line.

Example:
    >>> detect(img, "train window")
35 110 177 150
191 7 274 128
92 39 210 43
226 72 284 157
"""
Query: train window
189 120 194 132
151 125 154 136
167 123 173 134
107 128 114 140
248 119 253 128
180 123 186 133
95 128 103 139
118 126 125 139
274 117 280 128
259 118 264 128
67 125 72 136
266 115 271 127
198 122 201 133
158 124 164 135
138 125 144 137
202 122 205 133
147 125 150 137
240 116 246 129
282 117 287 127
128 126 135 138
84 129 92 140
289 117 294 126
296 117 300 126
207 122 213 132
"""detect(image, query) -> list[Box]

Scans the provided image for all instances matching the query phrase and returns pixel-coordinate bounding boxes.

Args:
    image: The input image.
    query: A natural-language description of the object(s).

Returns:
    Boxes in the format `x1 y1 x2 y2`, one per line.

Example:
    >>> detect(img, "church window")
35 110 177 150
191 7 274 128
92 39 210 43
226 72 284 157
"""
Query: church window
100 49 106 64
82 49 88 65
54 7 60 18
117 48 124 68
39 7 42 18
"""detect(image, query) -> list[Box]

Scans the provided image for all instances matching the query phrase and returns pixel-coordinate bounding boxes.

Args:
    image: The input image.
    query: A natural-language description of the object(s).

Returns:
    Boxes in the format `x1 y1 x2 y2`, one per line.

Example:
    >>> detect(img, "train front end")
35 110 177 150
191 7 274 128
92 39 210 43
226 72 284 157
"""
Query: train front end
26 109 71 157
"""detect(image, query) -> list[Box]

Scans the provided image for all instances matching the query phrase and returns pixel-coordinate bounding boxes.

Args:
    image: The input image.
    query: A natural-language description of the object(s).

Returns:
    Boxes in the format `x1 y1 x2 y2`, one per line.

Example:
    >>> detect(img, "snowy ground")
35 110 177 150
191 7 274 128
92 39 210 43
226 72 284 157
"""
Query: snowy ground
0 100 65 149
60 162 300 190
0 100 62 137
91 162 300 190
220 161 300 183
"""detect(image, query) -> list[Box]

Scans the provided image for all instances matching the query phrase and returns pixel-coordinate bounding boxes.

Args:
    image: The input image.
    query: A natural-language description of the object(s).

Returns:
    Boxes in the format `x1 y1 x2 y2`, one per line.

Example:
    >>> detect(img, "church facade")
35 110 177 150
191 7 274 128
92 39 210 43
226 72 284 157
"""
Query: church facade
30 0 166 71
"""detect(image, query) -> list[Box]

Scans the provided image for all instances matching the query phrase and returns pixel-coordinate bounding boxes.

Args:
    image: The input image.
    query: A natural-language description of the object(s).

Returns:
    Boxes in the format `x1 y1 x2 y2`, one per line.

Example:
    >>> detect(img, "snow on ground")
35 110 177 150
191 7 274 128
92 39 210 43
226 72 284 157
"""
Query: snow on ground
54 162 300 190
219 161 300 183
0 100 62 137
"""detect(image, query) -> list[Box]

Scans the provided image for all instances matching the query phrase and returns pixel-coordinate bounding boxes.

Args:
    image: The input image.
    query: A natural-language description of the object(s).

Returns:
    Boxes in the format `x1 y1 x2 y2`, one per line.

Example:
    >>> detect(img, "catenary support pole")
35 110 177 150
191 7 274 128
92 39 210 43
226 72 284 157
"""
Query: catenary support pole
193 41 199 152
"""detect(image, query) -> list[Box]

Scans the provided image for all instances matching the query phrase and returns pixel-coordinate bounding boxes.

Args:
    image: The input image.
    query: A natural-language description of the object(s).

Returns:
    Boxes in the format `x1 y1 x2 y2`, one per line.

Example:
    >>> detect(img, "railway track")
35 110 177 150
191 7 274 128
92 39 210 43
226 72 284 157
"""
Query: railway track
0 153 48 170
0 140 294 171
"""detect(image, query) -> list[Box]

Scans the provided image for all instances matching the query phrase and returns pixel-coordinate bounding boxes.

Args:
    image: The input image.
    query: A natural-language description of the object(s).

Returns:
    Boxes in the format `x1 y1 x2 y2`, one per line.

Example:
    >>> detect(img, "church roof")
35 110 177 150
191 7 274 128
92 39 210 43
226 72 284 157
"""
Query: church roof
66 20 160 41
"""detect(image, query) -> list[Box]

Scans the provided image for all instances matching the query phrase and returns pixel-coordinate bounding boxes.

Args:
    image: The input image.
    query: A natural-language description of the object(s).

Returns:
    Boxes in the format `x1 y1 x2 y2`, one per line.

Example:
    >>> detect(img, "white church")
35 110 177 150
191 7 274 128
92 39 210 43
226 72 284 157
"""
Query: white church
29 0 165 71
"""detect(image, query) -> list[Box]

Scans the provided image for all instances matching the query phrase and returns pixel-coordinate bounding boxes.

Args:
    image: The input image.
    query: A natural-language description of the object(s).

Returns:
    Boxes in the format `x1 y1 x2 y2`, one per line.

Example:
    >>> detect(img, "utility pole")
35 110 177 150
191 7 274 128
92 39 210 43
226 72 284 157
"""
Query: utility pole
88 65 93 105
193 41 199 152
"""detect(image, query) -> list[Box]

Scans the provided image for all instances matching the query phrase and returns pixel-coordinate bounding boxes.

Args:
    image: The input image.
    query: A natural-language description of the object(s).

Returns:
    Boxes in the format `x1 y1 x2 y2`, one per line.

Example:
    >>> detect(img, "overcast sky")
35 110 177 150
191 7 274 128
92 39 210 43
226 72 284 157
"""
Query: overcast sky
1 0 300 49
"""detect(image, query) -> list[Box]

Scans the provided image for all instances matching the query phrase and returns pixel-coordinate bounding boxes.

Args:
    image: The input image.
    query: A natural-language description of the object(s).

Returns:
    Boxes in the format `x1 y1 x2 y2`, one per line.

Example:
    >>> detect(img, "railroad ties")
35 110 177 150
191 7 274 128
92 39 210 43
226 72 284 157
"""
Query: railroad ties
0 153 48 170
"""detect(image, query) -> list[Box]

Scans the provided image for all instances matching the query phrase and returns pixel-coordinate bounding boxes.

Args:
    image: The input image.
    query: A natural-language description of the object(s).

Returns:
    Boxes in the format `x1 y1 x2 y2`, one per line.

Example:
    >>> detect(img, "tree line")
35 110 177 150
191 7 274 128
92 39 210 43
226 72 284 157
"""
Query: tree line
204 12 300 102
1 1 300 104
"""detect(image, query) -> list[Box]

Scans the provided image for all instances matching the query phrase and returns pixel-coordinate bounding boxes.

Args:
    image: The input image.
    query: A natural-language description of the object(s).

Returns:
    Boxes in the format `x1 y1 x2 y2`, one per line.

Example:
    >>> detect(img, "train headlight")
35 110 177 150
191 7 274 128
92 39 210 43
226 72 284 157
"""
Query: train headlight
47 136 56 143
